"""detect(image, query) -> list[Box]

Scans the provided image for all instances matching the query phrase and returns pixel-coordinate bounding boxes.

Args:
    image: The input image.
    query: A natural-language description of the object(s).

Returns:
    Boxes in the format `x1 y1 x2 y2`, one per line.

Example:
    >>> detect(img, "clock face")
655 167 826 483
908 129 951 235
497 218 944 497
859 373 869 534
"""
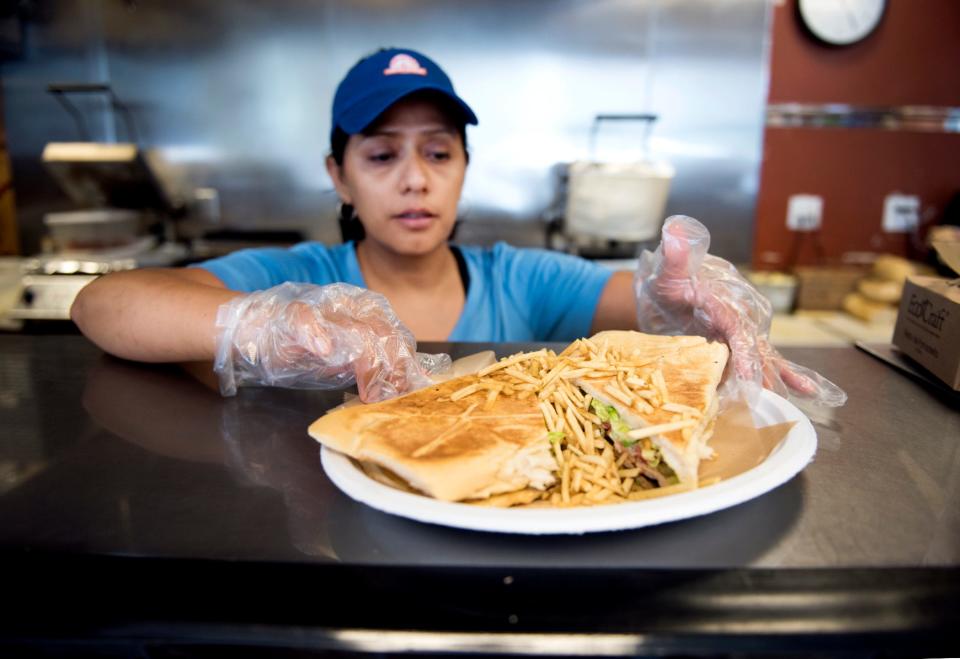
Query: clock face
798 0 887 46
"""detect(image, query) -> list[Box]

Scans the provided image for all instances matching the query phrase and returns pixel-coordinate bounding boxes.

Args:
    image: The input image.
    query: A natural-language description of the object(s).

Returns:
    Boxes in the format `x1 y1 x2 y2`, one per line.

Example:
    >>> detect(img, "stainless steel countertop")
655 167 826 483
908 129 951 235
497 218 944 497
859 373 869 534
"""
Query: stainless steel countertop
2 335 959 656
1 335 957 569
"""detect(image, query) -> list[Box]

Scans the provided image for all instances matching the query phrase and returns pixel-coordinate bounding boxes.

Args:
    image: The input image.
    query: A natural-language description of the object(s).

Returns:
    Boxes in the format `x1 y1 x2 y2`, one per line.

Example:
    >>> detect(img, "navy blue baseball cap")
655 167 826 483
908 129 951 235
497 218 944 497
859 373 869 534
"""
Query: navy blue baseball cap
331 48 478 139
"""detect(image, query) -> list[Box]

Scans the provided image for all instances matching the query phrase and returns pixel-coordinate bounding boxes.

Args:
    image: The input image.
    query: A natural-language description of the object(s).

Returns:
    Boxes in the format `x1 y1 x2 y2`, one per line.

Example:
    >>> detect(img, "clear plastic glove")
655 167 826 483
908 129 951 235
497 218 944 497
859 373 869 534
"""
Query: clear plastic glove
635 215 847 407
213 282 451 402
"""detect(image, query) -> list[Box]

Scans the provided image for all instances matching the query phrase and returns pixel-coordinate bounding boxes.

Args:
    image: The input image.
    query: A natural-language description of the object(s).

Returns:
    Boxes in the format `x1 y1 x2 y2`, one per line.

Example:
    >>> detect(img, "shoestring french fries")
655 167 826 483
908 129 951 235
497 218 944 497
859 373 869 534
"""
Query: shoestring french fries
448 337 715 508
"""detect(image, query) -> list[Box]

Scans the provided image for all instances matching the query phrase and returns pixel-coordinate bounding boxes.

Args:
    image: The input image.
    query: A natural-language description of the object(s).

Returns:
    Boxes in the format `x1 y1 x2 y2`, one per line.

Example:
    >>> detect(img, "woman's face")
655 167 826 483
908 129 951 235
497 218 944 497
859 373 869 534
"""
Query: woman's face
326 96 467 256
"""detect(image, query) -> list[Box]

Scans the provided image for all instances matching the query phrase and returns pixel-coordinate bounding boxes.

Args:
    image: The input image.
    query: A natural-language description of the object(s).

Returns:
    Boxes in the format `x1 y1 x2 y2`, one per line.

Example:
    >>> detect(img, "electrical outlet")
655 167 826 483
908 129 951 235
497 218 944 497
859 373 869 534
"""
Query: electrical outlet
786 194 822 231
882 194 919 232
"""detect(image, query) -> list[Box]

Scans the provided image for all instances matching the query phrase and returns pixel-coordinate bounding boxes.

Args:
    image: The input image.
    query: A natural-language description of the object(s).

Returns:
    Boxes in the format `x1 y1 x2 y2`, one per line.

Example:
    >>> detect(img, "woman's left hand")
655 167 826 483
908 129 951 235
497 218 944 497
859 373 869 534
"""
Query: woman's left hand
634 215 847 407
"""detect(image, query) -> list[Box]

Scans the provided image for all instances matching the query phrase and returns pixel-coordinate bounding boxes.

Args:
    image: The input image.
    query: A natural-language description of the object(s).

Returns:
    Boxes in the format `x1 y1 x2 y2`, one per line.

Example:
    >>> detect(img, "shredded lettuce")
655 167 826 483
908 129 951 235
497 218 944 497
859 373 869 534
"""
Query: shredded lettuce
611 418 632 442
640 447 660 467
591 400 635 447
590 399 611 422
590 401 680 483
639 444 677 478
547 431 565 444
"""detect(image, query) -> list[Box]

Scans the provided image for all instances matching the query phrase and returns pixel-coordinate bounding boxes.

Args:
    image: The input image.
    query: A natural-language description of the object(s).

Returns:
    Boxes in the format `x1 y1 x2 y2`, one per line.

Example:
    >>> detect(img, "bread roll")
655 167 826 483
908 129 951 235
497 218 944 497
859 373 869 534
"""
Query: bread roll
843 292 898 323
872 255 915 284
857 277 903 304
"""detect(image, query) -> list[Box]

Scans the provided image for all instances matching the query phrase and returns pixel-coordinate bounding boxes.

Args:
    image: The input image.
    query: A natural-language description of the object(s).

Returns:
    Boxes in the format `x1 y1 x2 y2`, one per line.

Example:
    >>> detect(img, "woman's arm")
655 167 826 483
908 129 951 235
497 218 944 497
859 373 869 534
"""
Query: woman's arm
70 267 243 363
73 267 443 402
590 270 639 333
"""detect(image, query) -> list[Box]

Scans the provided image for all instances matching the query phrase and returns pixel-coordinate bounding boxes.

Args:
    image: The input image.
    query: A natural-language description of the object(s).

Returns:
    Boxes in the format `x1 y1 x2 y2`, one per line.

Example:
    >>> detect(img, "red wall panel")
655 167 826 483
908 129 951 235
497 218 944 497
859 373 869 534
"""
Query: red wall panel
768 0 960 106
753 0 960 269
754 128 960 268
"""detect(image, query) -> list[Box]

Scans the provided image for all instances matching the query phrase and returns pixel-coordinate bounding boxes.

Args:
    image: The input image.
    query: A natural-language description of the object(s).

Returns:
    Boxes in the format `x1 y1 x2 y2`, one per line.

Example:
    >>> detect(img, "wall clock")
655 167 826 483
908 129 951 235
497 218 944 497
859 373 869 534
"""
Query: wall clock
797 0 887 46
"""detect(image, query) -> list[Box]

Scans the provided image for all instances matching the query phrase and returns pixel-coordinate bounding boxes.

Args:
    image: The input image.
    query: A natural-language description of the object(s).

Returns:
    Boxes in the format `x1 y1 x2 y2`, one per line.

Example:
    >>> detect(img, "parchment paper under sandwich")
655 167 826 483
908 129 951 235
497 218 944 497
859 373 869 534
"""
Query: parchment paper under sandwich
308 374 556 502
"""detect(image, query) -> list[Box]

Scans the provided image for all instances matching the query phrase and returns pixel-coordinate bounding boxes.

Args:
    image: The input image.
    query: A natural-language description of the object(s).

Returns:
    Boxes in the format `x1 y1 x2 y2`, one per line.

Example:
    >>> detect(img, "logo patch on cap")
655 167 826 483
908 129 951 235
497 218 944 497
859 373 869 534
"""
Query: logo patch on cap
383 53 428 76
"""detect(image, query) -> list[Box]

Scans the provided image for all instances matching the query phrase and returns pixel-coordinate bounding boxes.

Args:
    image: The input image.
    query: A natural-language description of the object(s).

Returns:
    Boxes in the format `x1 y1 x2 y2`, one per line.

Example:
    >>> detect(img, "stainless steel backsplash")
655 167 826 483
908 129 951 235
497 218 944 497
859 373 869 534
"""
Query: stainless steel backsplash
3 0 769 261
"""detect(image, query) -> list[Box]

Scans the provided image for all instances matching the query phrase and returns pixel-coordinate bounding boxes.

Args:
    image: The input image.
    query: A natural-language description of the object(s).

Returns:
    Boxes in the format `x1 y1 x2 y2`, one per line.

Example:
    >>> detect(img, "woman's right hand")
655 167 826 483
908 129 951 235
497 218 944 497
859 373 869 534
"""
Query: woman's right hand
214 282 449 402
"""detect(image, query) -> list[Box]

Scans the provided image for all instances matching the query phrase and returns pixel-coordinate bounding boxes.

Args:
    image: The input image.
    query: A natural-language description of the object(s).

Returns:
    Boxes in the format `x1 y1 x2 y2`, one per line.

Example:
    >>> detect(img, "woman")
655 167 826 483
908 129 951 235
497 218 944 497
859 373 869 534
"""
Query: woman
72 48 842 406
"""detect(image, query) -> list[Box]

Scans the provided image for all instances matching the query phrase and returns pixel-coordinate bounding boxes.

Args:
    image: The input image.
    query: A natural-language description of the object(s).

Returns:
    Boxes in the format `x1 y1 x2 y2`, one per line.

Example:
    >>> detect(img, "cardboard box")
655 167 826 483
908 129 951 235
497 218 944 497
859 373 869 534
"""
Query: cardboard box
793 267 866 310
892 246 960 391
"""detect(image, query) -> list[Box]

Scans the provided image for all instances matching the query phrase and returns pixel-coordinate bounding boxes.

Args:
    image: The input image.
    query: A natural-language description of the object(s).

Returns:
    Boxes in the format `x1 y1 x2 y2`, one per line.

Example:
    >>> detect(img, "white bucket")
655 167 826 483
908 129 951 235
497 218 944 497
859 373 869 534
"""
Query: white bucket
565 160 674 242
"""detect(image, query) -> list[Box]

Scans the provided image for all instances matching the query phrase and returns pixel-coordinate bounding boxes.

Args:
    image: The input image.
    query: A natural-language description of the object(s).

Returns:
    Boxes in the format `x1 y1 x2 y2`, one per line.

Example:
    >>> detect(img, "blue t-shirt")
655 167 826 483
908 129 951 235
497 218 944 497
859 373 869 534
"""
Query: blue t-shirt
194 241 612 342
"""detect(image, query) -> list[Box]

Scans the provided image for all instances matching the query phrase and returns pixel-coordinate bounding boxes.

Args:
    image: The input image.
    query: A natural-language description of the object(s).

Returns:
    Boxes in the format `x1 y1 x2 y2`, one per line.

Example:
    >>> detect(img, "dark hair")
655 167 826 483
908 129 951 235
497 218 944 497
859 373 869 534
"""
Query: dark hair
331 90 469 243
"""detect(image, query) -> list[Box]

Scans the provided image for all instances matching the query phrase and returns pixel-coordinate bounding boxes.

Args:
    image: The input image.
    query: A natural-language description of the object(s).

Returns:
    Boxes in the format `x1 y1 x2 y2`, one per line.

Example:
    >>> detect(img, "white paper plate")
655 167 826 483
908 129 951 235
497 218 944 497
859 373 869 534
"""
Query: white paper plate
320 389 816 535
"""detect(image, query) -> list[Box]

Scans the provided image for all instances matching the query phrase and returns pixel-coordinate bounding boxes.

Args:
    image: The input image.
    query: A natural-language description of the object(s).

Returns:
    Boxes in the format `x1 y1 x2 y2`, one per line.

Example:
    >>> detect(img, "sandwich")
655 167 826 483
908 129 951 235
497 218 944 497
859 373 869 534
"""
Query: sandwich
307 372 557 502
310 331 729 506
569 330 728 488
